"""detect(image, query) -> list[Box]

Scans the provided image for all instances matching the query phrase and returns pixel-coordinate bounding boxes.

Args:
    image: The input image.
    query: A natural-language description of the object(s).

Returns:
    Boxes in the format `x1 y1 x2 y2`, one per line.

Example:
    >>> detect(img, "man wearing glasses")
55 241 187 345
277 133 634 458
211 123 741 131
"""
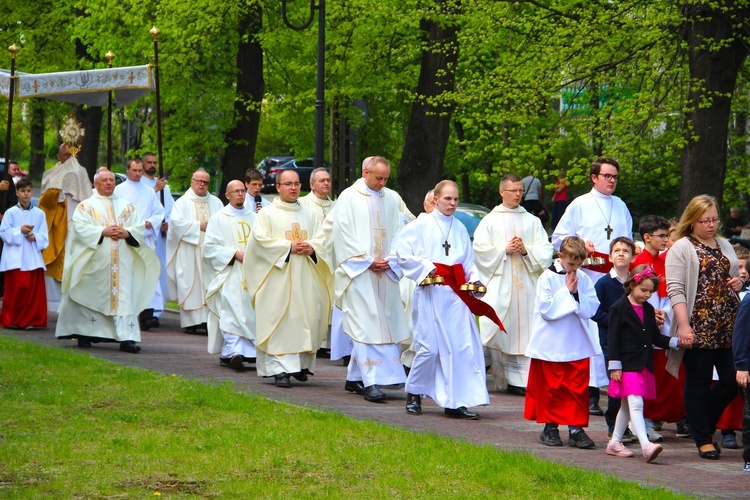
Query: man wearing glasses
552 157 635 416
244 169 331 387
166 169 223 333
203 180 257 371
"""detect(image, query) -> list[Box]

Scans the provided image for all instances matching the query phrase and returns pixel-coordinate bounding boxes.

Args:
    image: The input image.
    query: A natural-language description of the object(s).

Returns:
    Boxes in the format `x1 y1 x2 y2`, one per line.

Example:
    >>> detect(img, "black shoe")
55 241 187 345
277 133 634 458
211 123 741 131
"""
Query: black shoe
507 385 526 396
568 429 595 449
291 372 308 382
149 318 160 329
676 420 692 438
184 325 198 334
444 407 479 420
345 380 366 395
218 354 244 371
77 338 92 348
406 393 422 415
140 320 152 331
243 356 256 364
722 433 739 449
589 401 604 416
342 355 351 366
275 373 291 388
540 427 563 446
119 341 141 354
364 385 386 402
698 446 720 460
316 348 331 359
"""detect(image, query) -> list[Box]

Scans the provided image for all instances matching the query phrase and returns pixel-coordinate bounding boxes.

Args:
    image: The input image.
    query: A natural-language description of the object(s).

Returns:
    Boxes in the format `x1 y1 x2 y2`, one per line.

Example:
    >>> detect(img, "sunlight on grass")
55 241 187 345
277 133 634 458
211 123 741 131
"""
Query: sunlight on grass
0 336 684 498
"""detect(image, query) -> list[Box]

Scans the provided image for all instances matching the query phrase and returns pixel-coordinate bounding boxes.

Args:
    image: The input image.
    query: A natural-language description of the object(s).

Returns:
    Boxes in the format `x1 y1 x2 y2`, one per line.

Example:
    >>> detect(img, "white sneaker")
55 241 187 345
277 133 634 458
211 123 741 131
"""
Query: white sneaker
646 427 663 442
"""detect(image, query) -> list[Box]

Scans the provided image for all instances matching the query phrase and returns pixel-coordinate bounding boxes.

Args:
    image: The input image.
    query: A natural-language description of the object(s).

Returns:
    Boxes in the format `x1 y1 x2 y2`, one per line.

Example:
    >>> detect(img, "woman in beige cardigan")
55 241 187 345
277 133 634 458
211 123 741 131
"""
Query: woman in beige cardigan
666 195 743 460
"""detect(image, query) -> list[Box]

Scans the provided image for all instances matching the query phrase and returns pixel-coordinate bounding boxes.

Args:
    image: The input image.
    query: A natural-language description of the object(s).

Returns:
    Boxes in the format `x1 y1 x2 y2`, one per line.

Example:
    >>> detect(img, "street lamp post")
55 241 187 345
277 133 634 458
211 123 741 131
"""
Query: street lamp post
279 0 325 171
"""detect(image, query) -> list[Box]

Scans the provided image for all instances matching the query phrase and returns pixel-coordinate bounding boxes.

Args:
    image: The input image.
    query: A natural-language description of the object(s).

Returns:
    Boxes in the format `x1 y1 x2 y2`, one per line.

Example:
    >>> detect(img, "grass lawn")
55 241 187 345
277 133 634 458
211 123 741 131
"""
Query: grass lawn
0 335 684 498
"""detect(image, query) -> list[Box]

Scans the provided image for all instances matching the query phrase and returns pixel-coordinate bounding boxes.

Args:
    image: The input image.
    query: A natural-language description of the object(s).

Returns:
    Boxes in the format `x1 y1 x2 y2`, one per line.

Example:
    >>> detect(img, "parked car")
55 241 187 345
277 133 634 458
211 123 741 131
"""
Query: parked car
454 202 491 240
258 156 328 193
256 155 294 193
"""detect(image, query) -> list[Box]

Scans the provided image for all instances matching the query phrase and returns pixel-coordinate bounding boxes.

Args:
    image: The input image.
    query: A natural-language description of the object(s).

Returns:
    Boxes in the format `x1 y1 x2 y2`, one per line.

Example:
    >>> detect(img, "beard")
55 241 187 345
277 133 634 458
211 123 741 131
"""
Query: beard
145 167 157 176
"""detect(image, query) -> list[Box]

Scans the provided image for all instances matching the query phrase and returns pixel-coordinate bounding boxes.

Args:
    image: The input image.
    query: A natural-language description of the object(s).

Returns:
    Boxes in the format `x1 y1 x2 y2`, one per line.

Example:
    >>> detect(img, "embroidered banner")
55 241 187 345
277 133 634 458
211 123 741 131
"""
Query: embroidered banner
0 65 153 106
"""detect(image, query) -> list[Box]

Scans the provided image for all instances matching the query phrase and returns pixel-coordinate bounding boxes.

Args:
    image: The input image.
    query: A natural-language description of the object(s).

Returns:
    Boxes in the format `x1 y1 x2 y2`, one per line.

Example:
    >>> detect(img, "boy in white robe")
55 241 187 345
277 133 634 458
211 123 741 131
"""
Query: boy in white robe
0 179 49 328
525 236 601 449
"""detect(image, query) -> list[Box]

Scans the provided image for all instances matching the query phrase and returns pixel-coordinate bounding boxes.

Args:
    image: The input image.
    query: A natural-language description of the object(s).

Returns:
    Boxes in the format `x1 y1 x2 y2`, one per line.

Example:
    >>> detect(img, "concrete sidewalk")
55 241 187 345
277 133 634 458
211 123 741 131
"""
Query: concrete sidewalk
5 311 748 498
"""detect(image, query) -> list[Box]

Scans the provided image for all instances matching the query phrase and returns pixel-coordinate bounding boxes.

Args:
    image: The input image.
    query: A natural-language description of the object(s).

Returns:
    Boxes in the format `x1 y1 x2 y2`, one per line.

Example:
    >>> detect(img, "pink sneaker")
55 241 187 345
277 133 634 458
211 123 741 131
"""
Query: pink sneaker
606 440 634 457
643 442 663 463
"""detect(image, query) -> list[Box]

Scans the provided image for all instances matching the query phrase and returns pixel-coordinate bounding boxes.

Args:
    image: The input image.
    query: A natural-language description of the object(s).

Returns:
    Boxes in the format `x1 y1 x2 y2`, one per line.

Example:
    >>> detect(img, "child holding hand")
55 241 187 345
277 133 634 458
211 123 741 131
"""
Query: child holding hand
605 265 681 463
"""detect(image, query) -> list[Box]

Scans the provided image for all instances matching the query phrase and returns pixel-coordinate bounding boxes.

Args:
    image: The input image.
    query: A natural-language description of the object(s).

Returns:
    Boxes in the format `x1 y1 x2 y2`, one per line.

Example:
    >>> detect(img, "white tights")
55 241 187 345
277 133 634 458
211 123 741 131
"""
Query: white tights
611 394 649 449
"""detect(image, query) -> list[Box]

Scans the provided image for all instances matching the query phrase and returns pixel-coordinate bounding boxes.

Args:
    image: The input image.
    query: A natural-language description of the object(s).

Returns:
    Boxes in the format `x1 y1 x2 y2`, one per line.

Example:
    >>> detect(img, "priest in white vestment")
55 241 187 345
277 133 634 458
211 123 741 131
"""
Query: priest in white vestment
397 181 497 419
299 167 336 352
115 158 165 330
331 156 410 402
55 170 159 353
166 169 223 331
551 157 634 413
203 180 257 371
244 170 331 387
140 152 173 323
39 144 92 311
474 174 553 394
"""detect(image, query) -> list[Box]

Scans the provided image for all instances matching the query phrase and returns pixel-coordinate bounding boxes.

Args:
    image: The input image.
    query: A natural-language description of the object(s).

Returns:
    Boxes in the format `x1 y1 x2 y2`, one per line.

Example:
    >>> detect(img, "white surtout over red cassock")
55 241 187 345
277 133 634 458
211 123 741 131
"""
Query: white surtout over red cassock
331 179 410 387
524 261 600 427
166 188 223 328
55 193 159 343
244 199 331 377
203 204 257 359
396 209 490 409
0 204 49 328
473 203 553 389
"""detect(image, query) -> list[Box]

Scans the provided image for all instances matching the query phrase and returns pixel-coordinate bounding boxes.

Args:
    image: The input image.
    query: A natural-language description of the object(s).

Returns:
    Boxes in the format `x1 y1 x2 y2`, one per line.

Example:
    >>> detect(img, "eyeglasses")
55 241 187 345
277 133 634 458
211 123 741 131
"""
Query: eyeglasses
696 218 720 226
648 233 670 239
227 189 247 195
191 179 210 185
597 173 619 182
278 182 302 188
501 189 524 194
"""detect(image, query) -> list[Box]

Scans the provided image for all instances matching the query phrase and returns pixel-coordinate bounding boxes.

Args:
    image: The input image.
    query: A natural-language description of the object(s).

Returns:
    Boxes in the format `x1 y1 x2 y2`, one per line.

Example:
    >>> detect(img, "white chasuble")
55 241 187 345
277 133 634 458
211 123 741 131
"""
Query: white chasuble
331 179 409 346
396 210 489 409
166 188 223 327
474 205 553 353
244 199 331 376
203 204 257 355
55 193 159 342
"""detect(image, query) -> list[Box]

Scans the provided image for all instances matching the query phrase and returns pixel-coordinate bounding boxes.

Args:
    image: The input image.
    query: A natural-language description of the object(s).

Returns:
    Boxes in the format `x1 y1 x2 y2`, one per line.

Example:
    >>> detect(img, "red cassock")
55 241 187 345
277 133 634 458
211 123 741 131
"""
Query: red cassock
644 350 686 422
525 358 590 428
716 393 744 431
0 268 47 329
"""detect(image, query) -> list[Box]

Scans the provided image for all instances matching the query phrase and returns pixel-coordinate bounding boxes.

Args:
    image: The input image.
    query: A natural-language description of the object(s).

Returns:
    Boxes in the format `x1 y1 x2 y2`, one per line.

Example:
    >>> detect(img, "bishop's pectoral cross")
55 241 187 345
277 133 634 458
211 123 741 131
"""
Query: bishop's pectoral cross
605 225 613 240
442 240 451 256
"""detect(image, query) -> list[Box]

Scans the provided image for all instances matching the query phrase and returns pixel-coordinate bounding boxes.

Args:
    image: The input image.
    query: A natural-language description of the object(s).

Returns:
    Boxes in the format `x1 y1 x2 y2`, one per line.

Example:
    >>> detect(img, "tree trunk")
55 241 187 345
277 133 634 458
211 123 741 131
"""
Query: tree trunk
679 4 750 212
396 0 460 214
219 1 264 200
28 99 45 180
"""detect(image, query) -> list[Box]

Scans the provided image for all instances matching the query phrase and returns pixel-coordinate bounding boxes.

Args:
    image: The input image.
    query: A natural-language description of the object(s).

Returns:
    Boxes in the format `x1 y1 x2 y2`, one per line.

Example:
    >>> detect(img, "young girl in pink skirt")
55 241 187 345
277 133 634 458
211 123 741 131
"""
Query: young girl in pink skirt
605 265 680 462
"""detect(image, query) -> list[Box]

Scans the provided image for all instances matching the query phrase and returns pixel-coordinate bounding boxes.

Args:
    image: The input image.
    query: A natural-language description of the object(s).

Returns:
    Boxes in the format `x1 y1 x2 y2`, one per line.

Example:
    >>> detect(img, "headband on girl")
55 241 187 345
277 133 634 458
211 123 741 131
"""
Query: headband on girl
632 267 654 283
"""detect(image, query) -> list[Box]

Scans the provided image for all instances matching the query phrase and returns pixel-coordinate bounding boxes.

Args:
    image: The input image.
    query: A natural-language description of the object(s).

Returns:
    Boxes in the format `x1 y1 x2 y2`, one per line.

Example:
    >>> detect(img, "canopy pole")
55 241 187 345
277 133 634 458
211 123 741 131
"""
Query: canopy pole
150 26 165 207
105 51 115 170
2 44 19 213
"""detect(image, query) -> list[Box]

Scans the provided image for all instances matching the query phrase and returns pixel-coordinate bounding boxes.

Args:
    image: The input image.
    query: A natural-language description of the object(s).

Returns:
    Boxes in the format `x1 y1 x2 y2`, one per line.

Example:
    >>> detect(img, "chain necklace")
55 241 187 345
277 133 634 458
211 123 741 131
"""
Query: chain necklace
592 195 614 240
433 213 454 256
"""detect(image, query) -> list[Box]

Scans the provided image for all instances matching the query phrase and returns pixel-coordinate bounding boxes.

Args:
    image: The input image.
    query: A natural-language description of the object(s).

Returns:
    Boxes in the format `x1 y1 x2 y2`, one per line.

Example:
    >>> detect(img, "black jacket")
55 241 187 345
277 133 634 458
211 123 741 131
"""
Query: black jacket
607 295 671 373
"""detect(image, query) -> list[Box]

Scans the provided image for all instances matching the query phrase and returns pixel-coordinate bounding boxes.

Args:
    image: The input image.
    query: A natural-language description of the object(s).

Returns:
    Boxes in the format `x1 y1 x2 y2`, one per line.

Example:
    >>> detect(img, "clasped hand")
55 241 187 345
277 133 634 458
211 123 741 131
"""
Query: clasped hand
291 241 313 256
102 225 129 240
506 236 525 255
369 258 390 273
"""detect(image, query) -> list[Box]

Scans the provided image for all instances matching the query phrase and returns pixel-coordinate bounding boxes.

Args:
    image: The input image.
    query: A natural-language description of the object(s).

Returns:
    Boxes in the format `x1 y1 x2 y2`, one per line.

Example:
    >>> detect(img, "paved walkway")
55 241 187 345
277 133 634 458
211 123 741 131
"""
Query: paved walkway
5 311 749 498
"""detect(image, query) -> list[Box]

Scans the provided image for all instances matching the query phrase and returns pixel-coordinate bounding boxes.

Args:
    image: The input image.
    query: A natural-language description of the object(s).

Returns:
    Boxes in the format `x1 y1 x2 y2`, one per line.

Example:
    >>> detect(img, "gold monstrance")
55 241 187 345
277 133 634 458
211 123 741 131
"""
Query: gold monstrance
59 114 85 157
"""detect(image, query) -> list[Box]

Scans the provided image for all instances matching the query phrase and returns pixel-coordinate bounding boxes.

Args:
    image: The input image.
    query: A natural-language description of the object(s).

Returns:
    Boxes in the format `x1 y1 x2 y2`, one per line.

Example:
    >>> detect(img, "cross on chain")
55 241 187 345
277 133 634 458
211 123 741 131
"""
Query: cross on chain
442 240 451 256
605 225 613 240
